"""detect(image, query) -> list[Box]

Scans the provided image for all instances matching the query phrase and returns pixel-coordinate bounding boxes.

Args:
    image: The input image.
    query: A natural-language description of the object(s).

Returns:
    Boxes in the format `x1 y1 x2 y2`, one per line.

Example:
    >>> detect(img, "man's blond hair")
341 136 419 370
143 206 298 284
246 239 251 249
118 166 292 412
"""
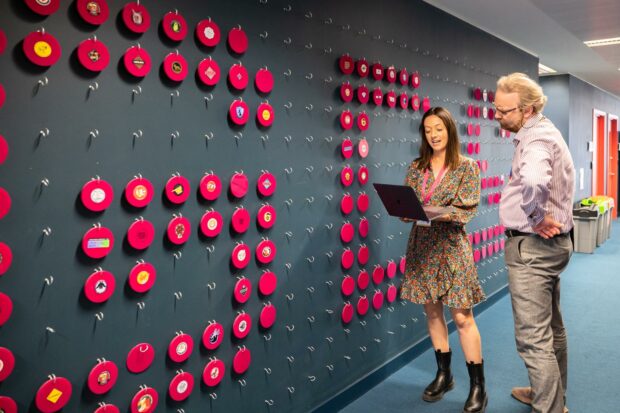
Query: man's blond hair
496 72 547 113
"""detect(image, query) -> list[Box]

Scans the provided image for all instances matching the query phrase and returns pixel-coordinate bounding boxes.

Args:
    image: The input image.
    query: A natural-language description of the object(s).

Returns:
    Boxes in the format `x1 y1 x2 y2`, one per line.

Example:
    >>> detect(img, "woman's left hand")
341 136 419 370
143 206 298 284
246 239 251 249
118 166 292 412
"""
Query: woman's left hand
433 214 451 222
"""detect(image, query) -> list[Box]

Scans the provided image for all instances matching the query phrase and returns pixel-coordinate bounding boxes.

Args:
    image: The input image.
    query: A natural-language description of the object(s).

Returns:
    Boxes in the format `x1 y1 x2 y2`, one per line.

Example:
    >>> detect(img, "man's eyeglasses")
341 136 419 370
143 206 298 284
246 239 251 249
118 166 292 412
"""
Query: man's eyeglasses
493 104 520 116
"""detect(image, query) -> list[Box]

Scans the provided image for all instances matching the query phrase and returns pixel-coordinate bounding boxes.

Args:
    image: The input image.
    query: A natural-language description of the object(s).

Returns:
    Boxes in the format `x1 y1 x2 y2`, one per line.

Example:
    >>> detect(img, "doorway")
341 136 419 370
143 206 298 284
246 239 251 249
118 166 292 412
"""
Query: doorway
608 115 618 219
593 110 607 196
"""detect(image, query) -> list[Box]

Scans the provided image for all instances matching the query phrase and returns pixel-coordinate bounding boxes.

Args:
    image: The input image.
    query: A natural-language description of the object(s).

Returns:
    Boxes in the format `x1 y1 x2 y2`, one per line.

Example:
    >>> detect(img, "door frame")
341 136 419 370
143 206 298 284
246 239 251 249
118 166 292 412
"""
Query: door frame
608 114 618 218
593 109 607 195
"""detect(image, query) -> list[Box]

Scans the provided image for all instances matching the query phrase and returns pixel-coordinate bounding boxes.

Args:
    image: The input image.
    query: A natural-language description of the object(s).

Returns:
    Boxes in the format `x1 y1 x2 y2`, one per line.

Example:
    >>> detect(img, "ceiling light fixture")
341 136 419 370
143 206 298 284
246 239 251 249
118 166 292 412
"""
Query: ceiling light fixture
584 37 620 47
538 63 557 75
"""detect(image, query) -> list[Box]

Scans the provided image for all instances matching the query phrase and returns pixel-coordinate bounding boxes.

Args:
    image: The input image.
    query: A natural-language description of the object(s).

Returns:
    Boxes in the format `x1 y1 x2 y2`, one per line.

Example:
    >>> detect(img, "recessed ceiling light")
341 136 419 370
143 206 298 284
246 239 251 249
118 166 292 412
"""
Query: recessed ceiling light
584 37 620 47
538 63 556 74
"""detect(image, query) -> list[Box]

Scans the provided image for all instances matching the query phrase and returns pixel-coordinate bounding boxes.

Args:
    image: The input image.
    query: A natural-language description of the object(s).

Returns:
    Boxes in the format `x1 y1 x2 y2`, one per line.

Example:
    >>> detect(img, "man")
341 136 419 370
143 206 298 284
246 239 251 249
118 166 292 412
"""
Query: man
495 72 575 413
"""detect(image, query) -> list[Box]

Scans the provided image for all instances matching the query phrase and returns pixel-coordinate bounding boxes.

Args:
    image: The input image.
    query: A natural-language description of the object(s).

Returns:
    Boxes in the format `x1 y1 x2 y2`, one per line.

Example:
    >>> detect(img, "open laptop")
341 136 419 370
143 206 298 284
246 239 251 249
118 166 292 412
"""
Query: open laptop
373 183 454 221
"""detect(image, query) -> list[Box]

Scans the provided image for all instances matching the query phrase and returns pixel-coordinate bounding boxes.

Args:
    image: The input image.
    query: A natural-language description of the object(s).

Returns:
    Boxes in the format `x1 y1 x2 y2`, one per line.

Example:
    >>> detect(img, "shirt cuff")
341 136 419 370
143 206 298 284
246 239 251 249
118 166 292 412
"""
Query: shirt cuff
527 208 546 227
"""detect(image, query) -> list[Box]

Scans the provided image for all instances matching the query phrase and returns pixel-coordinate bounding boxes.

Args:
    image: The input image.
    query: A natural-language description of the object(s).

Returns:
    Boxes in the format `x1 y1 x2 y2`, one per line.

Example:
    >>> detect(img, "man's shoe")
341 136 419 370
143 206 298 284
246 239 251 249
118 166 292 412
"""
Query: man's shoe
511 387 569 413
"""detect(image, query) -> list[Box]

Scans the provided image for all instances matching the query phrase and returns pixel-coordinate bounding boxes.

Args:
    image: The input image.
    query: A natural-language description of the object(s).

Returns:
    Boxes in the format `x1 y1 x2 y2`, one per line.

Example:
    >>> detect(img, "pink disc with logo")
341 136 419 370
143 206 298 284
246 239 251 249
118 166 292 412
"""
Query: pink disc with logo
372 265 385 285
77 0 109 25
256 239 276 264
411 94 420 111
359 217 369 238
200 173 221 201
467 104 474 118
473 88 482 100
474 231 481 244
357 245 369 265
372 290 384 310
386 66 396 83
494 193 501 203
84 269 116 303
357 270 369 290
399 68 409 85
23 30 61 67
341 166 354 187
386 261 397 278
123 45 151 77
340 82 353 103
202 322 224 350
481 160 488 172
229 99 250 126
233 278 252 304
122 2 150 33
475 124 481 137
488 243 495 257
487 194 494 205
257 102 274 127
480 178 487 189
340 222 354 243
481 246 487 259
341 275 355 296
372 88 383 105
255 68 274 94
487 227 494 240
0 31 5 56
87 360 118 395
0 135 7 165
260 304 276 329
385 91 396 108
233 347 251 374
0 347 15 382
161 10 187 41
371 62 384 80
357 296 369 315
473 249 480 263
231 243 251 269
0 242 13 275
467 123 474 137
168 333 193 363
257 171 276 197
94 404 119 413
167 216 191 245
400 256 406 274
341 249 354 269
169 371 194 402
494 176 501 187
357 85 370 104
342 303 354 324
228 27 248 54
232 313 252 339
411 72 420 88
81 179 114 212
341 194 354 215
488 108 495 119
481 228 488 242
358 165 369 185
197 57 220 86
163 52 188 82
35 376 72 413
467 142 474 155
358 138 369 158
230 172 248 198
340 110 353 130
399 93 409 109
500 239 506 250
0 396 17 413
257 204 276 229
126 343 155 374
128 261 156 293
357 193 370 213
357 112 370 131
494 225 501 237
229 63 248 90
82 226 114 259
258 271 277 296
386 285 398 303
200 210 223 238
130 387 158 413
356 58 369 77
341 138 354 159
77 38 110 72
196 19 220 47
422 97 431 113
25 0 61 15
0 188 10 219
127 219 154 250
0 292 13 326
125 176 153 208
339 54 354 74
474 106 481 118
231 207 250 234
203 359 225 386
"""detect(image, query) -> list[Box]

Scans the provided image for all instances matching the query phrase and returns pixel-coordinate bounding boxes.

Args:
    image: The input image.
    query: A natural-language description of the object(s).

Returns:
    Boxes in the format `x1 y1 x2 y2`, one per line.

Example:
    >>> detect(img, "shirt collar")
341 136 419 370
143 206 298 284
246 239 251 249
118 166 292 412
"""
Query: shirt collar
513 112 544 146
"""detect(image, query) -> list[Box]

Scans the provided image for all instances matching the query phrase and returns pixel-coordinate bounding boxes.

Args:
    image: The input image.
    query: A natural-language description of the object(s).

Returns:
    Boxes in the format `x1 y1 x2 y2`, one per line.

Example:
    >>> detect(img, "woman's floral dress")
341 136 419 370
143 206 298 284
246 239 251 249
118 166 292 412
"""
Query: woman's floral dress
400 156 485 309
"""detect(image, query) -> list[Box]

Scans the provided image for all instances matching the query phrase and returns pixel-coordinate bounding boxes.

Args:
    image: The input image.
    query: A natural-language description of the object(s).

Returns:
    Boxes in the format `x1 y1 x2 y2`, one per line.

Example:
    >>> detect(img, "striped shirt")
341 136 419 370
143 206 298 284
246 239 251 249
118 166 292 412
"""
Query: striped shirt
499 113 575 233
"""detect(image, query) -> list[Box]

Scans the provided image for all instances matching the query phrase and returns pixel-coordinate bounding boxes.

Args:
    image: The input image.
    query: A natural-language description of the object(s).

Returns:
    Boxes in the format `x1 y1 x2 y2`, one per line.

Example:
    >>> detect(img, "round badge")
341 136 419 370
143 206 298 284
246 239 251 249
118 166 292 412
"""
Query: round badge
494 176 501 187
82 226 114 259
399 68 409 85
372 265 385 285
474 106 481 118
197 57 220 86
494 225 502 237
385 91 396 108
488 90 495 102
487 227 494 240
229 63 248 90
357 85 370 104
386 284 398 303
255 67 274 94
372 88 383 105
467 104 474 118
231 243 251 269
340 110 353 130
230 172 248 198
341 166 354 187
357 193 370 213
387 261 397 278
228 26 248 54
467 142 474 155
481 160 488 172
357 112 370 131
122 2 151 33
357 296 369 316
202 322 224 350
203 359 225 386
356 58 369 77
200 173 222 201
232 347 251 374
233 278 252 304
257 171 276 197
341 275 355 296
399 93 409 109
0 242 13 276
357 269 370 290
258 271 277 296
422 97 431 112
0 396 16 413
231 207 250 234
372 290 384 310
167 216 191 245
480 178 487 189
371 62 384 80
25 0 60 15
488 108 495 119
83 269 116 303
386 66 396 83
257 204 276 229
357 245 369 265
483 106 488 119
35 376 72 413
128 262 156 293
339 54 354 74
77 38 110 72
126 343 155 374
0 188 11 220
76 0 109 25
341 194 354 215
411 94 420 111
131 386 158 413
467 123 474 137
257 102 274 127
359 217 369 238
232 313 252 339
162 10 188 41
358 165 369 185
481 246 487 259
94 403 119 413
169 371 194 402
340 82 353 103
340 222 354 243
163 52 188 82
0 347 15 382
125 176 153 208
473 88 482 100
196 19 220 47
494 192 501 204
473 249 481 263
474 231 481 244
123 45 151 77
168 333 194 363
0 134 7 165
475 124 481 137
259 304 276 329
165 175 190 204
358 138 369 158
0 292 13 326
229 99 250 126
342 302 354 324
87 360 118 395
500 238 506 251
200 210 223 238
23 30 61 67
341 137 354 159
411 72 421 88
0 31 6 56
127 220 154 250
256 239 276 265
341 249 354 269
400 256 406 274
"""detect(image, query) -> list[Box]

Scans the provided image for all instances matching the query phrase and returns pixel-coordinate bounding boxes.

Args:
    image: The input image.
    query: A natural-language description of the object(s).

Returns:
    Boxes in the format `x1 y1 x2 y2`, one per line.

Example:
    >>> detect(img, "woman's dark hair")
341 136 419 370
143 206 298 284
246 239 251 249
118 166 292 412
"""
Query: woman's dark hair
416 107 461 171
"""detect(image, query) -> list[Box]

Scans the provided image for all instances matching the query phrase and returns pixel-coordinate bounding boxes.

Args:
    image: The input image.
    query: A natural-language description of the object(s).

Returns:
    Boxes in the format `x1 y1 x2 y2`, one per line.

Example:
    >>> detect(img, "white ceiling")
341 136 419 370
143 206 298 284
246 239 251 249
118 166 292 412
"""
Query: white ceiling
424 0 620 99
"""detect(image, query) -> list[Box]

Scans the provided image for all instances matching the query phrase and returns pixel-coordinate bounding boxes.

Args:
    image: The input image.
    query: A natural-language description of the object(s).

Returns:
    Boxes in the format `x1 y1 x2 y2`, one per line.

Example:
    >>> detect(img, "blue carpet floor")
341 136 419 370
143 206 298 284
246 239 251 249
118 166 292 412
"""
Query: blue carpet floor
341 221 620 413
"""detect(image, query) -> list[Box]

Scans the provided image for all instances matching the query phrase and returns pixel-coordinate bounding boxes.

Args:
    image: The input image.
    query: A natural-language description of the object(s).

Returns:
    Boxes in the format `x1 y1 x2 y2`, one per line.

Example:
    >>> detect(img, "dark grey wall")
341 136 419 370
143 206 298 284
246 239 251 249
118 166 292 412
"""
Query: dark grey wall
0 0 535 412
540 74 569 143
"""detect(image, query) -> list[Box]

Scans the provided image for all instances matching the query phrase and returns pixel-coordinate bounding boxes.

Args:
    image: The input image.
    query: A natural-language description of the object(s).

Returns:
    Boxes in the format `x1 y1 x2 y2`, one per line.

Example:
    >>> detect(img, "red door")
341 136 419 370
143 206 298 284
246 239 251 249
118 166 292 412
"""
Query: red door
595 115 606 195
609 118 618 219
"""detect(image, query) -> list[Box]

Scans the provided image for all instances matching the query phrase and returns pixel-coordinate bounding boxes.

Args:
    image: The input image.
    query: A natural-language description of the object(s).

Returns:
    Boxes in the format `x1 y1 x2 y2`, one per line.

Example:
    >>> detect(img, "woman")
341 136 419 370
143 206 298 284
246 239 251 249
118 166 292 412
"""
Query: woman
401 107 487 413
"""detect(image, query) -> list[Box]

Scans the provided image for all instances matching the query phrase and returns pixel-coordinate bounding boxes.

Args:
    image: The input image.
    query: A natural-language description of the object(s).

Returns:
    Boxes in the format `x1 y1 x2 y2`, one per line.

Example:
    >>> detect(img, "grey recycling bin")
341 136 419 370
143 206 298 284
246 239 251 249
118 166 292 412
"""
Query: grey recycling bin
573 206 599 253
596 206 608 246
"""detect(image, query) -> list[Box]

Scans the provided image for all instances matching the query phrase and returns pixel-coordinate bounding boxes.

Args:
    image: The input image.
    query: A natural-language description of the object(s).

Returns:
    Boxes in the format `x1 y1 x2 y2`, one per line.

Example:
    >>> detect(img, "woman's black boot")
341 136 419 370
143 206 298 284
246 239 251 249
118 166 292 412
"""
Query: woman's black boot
463 360 488 413
422 349 455 402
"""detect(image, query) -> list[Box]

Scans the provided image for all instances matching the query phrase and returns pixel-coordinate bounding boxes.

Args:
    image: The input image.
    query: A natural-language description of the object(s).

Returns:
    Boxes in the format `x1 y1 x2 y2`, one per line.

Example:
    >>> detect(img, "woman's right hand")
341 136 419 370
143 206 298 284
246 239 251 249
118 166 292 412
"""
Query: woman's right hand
400 217 414 223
